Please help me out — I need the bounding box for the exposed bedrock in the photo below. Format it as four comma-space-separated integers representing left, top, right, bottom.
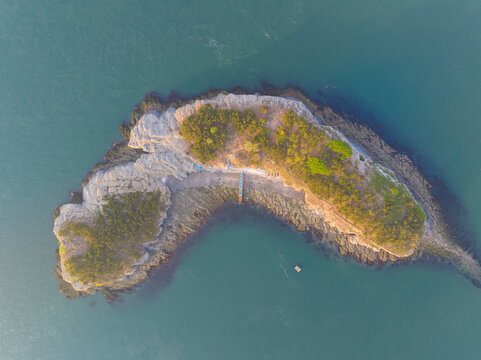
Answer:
92, 181, 407, 301
53, 88, 481, 300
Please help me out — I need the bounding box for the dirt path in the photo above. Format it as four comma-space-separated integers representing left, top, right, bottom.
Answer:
166, 168, 305, 202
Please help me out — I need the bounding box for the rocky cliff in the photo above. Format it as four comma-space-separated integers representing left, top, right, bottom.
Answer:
53, 89, 481, 300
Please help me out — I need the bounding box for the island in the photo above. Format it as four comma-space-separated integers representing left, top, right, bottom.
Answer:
53, 87, 481, 301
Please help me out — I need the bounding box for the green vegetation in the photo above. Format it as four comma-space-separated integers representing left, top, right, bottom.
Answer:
181, 105, 426, 250
55, 250, 86, 299
231, 109, 265, 134
368, 170, 426, 242
180, 104, 266, 162
306, 157, 330, 175
261, 112, 425, 248
328, 139, 353, 159
60, 191, 166, 283
390, 187, 400, 196
385, 170, 396, 179
180, 104, 229, 162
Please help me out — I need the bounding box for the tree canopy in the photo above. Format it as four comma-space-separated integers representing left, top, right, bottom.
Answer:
328, 139, 353, 159
60, 191, 166, 283
180, 106, 426, 250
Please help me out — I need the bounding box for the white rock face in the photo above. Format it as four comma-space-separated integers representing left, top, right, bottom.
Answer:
53, 92, 481, 295
53, 93, 400, 291
129, 109, 185, 152
173, 93, 321, 125
70, 93, 332, 213
82, 162, 171, 207
70, 108, 200, 210
128, 108, 199, 180
53, 94, 358, 287
53, 203, 96, 236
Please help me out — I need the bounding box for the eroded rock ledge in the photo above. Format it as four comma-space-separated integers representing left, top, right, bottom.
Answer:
53, 87, 481, 300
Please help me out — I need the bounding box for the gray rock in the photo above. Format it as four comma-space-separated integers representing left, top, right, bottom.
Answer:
53, 90, 481, 299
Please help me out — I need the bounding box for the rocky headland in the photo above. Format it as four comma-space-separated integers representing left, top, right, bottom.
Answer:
53, 87, 481, 300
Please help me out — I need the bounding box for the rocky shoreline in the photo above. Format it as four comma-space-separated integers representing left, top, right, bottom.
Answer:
53, 86, 481, 301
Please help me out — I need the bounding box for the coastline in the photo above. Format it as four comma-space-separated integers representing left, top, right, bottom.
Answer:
53, 86, 481, 300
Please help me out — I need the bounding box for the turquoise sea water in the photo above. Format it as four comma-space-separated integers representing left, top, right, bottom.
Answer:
1, 1, 480, 359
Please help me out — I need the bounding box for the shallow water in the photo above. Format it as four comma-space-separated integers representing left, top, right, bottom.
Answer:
0, 0, 480, 359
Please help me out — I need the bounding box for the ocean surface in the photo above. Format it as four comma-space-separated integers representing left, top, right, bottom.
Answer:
1, 1, 480, 359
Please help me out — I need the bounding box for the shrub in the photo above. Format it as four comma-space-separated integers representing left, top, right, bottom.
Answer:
306, 157, 330, 175
328, 139, 352, 159
60, 191, 166, 283
232, 109, 265, 134
261, 111, 424, 247
180, 104, 425, 249
180, 104, 228, 162
181, 105, 268, 162
390, 187, 400, 196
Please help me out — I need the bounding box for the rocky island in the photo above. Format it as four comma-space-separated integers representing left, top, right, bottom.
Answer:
53, 87, 481, 300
